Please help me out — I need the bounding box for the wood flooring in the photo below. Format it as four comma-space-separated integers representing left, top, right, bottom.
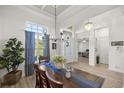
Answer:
1, 57, 123, 88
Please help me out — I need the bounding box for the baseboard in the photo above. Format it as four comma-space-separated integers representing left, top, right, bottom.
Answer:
109, 67, 124, 74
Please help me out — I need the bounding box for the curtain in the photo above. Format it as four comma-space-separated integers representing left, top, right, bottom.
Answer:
25, 31, 35, 76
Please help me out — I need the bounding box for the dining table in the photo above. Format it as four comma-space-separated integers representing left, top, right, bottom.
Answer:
39, 62, 104, 88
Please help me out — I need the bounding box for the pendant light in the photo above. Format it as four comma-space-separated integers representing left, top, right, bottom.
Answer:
55, 5, 57, 36
84, 19, 93, 31
50, 5, 68, 43
50, 5, 57, 42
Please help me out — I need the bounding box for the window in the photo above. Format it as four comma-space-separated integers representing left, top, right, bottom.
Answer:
26, 22, 47, 57
26, 22, 47, 34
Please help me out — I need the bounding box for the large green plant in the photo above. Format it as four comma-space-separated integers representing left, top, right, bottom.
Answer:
0, 38, 24, 72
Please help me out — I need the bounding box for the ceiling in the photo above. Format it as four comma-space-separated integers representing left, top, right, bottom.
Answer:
23, 5, 119, 23
33, 5, 70, 16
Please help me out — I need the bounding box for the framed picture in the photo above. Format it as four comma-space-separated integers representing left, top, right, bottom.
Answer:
52, 43, 57, 49
111, 41, 124, 46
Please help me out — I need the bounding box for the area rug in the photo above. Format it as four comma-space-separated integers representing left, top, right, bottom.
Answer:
70, 69, 105, 88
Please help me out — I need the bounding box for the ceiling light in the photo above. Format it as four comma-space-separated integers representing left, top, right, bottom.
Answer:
51, 36, 54, 39
82, 39, 86, 43
84, 21, 93, 31
50, 5, 69, 43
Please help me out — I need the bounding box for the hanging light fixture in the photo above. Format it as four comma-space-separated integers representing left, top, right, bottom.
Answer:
55, 5, 57, 36
50, 5, 68, 44
50, 5, 57, 42
84, 19, 93, 31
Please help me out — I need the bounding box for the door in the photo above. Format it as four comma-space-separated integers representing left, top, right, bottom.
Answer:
62, 31, 73, 62
95, 28, 109, 64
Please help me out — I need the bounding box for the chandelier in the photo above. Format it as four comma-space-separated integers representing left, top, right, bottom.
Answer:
84, 20, 93, 31
50, 5, 67, 42
50, 5, 58, 41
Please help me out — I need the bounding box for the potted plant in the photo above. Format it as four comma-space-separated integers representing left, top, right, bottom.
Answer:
52, 55, 66, 69
0, 38, 24, 85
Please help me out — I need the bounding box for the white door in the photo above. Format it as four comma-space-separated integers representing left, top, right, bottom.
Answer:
95, 28, 109, 64
63, 31, 73, 62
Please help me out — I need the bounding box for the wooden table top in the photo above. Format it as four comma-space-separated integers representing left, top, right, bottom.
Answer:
45, 67, 79, 88
39, 64, 104, 88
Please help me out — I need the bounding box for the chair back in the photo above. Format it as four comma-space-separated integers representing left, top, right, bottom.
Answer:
46, 71, 63, 88
38, 67, 50, 88
33, 63, 40, 88
39, 56, 48, 63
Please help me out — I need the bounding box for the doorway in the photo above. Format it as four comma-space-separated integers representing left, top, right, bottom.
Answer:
61, 29, 73, 62
95, 27, 109, 65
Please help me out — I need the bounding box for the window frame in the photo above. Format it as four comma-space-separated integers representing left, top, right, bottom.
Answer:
25, 21, 48, 56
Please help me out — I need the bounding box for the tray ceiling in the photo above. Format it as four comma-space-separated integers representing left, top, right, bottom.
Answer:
34, 5, 70, 16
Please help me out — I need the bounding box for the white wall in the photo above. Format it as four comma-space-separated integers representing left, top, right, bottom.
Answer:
0, 6, 56, 77
90, 7, 124, 73
0, 5, 124, 77
58, 6, 124, 73
57, 6, 117, 63
78, 41, 89, 52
